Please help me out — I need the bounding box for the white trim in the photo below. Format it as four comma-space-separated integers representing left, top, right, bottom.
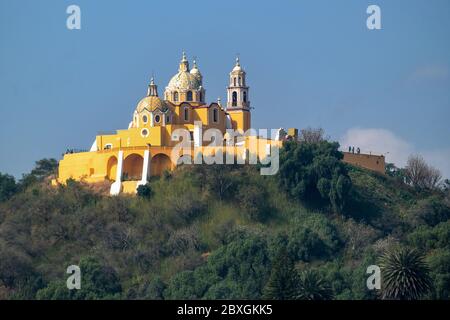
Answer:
90, 140, 97, 152
137, 150, 150, 190
110, 150, 124, 195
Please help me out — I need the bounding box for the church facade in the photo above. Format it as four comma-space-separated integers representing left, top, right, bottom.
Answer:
55, 53, 280, 194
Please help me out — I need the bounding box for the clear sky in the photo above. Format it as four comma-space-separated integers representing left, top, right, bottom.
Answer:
1, 0, 449, 178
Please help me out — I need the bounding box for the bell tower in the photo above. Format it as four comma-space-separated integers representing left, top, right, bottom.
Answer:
227, 57, 250, 110
227, 57, 251, 131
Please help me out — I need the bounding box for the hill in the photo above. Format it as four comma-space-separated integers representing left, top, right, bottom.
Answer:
0, 141, 449, 300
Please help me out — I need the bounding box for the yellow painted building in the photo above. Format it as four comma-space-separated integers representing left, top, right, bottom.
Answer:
55, 53, 385, 195
56, 53, 279, 194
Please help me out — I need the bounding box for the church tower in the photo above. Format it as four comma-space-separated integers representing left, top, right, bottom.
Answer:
227, 57, 251, 131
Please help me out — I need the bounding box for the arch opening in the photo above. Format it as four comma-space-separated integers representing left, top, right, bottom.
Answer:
123, 154, 143, 180
106, 156, 118, 181
151, 153, 172, 176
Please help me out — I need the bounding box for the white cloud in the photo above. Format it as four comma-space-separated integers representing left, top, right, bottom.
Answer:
339, 128, 413, 167
339, 128, 450, 178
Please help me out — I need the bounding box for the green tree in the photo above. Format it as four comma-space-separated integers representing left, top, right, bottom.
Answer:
19, 158, 58, 189
426, 249, 450, 299
263, 247, 298, 299
0, 173, 17, 202
30, 158, 58, 179
278, 140, 351, 213
36, 256, 122, 300
296, 270, 334, 300
380, 248, 432, 300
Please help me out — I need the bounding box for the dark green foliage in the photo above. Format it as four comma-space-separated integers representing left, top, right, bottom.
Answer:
278, 140, 351, 213
263, 247, 298, 299
165, 235, 271, 299
30, 158, 58, 180
408, 195, 450, 227
287, 215, 341, 262
0, 173, 17, 202
426, 249, 450, 299
236, 184, 271, 222
380, 248, 432, 300
0, 144, 448, 300
296, 270, 334, 300
406, 221, 450, 251
36, 256, 122, 300
137, 183, 153, 198
141, 276, 166, 300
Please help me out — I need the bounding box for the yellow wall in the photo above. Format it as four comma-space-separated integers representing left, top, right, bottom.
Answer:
228, 109, 250, 132
342, 152, 385, 174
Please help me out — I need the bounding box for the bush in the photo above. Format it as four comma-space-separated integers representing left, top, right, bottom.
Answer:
408, 195, 450, 227
137, 183, 153, 198
236, 184, 272, 222
278, 140, 352, 213
0, 173, 17, 202
286, 215, 341, 262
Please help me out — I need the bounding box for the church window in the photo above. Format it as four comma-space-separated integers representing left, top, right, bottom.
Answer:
142, 115, 148, 123
173, 92, 178, 102
184, 108, 189, 121
104, 144, 113, 150
243, 91, 247, 103
187, 91, 193, 101
199, 92, 202, 102
233, 77, 236, 86
141, 129, 149, 137
232, 91, 237, 106
238, 77, 241, 85
166, 115, 170, 123
155, 115, 161, 123
213, 108, 218, 123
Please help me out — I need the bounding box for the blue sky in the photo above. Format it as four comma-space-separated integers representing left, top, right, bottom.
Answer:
1, 0, 449, 178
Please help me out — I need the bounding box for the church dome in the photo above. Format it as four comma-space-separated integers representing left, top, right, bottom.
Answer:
166, 52, 202, 92
136, 95, 165, 113
190, 59, 202, 81
167, 70, 201, 91
231, 57, 244, 73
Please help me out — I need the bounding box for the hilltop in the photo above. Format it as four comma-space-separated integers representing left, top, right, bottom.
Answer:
0, 141, 449, 300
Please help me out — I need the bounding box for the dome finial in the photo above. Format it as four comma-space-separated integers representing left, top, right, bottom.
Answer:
147, 76, 158, 97
235, 54, 240, 66
193, 55, 198, 68
179, 51, 189, 72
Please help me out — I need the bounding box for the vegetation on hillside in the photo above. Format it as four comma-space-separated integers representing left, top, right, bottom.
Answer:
0, 140, 449, 300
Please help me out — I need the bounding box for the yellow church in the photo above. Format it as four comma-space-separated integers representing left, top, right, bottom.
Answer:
55, 52, 386, 194
55, 53, 282, 194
